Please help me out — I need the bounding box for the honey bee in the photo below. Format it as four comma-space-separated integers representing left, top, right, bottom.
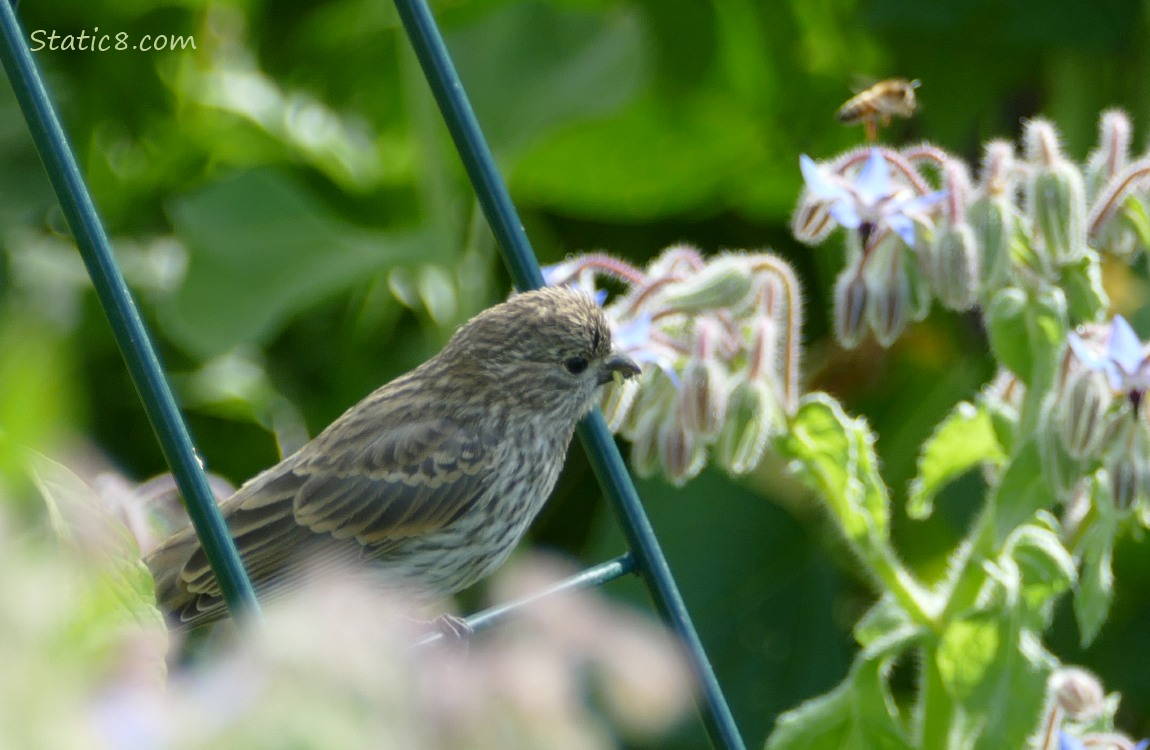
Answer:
836, 78, 920, 142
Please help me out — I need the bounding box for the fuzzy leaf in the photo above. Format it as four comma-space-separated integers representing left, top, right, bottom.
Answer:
960, 631, 1057, 750
1119, 193, 1150, 251
907, 400, 1005, 520
782, 393, 890, 545
985, 287, 1067, 389
1074, 476, 1119, 646
993, 438, 1051, 544
1010, 522, 1077, 616
165, 171, 432, 358
29, 453, 166, 641
1058, 254, 1108, 325
985, 287, 1030, 380
936, 611, 1001, 698
854, 595, 924, 659
765, 655, 911, 750
1076, 540, 1114, 647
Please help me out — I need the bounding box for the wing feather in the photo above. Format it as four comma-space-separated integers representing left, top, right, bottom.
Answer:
145, 415, 500, 628
292, 418, 500, 544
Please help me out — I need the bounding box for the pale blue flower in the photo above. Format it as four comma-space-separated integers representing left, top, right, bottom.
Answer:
1057, 731, 1085, 750
611, 313, 680, 387
541, 262, 608, 306
1068, 315, 1150, 394
799, 149, 946, 246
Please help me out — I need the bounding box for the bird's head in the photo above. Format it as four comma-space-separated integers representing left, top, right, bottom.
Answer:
440, 286, 641, 424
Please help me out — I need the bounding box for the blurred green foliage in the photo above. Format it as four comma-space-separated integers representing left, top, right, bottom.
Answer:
4, 0, 1150, 746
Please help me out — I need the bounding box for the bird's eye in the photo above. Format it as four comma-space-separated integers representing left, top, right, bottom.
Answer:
564, 356, 589, 375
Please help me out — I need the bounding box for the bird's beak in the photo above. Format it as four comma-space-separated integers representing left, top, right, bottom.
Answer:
598, 354, 641, 385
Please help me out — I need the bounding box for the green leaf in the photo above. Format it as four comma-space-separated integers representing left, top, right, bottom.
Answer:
1074, 475, 1119, 646
449, 3, 649, 157
1035, 404, 1084, 503
1022, 288, 1069, 401
962, 631, 1057, 750
985, 287, 1030, 380
984, 286, 1067, 389
512, 95, 767, 220
164, 170, 432, 357
907, 400, 1005, 520
1009, 522, 1077, 618
936, 611, 1001, 698
992, 438, 1051, 544
1119, 193, 1150, 251
1076, 539, 1114, 647
28, 453, 167, 647
782, 393, 891, 545
766, 655, 912, 750
854, 594, 924, 658
981, 389, 1019, 459
1071, 536, 1108, 648
1058, 253, 1108, 325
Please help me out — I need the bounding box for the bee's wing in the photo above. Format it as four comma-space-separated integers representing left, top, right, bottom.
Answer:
847, 73, 881, 94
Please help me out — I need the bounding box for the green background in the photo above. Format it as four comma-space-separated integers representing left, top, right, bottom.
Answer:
2, 0, 1150, 745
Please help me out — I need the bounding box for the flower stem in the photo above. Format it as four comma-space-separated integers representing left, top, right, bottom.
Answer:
919, 643, 955, 750
749, 255, 803, 412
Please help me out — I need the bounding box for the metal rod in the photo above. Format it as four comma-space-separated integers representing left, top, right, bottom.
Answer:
0, 0, 260, 623
415, 553, 636, 647
390, 1, 745, 746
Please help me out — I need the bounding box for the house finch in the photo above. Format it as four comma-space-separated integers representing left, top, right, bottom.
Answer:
146, 286, 641, 629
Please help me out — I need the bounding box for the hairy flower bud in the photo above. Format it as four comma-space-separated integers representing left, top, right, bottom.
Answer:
716, 375, 783, 474
743, 315, 780, 383
678, 331, 730, 439
968, 193, 1015, 296
1024, 120, 1087, 266
931, 222, 980, 311
621, 367, 678, 439
833, 268, 869, 349
600, 377, 640, 432
791, 190, 837, 245
1109, 456, 1138, 512
940, 160, 973, 224
1058, 368, 1113, 459
978, 140, 1017, 199
659, 255, 753, 312
629, 410, 663, 479
1104, 416, 1150, 511
1049, 667, 1106, 721
647, 244, 705, 278
1085, 109, 1132, 201
658, 414, 705, 486
864, 238, 912, 346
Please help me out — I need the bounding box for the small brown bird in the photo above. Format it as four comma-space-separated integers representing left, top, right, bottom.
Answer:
146, 286, 641, 628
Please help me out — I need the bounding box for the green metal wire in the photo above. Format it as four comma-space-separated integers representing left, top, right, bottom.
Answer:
0, 0, 260, 623
415, 553, 636, 647
391, 2, 746, 747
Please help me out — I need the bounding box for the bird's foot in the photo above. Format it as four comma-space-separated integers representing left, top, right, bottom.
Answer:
408, 613, 474, 649
432, 613, 473, 641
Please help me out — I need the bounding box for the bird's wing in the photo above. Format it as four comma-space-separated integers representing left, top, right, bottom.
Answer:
146, 468, 314, 626
288, 417, 502, 545
158, 418, 501, 604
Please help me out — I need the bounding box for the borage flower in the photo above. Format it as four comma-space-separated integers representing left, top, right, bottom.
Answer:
542, 262, 608, 306
799, 148, 946, 247
1068, 314, 1150, 410
608, 312, 680, 387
